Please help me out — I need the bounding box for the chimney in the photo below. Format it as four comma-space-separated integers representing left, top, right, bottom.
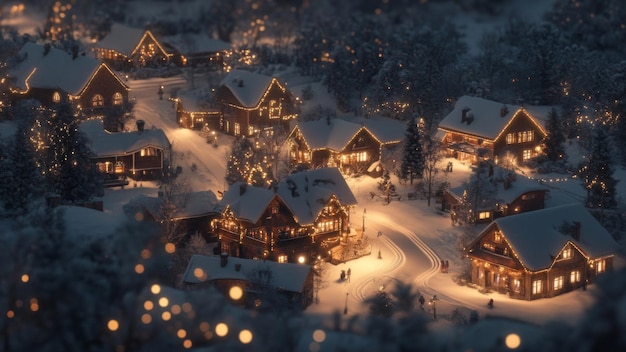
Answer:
238, 79, 244, 87
500, 105, 508, 117
136, 119, 145, 132
71, 45, 79, 60
43, 43, 51, 56
220, 252, 228, 267
235, 263, 241, 272
572, 221, 581, 241
239, 183, 247, 195
466, 112, 474, 125
462, 107, 470, 123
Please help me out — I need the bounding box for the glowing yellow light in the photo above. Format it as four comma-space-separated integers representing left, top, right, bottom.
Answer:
193, 268, 206, 280
135, 264, 144, 274
239, 329, 253, 344
151, 284, 161, 295
158, 297, 169, 307
107, 319, 119, 331
6, 310, 15, 318
21, 274, 29, 283
183, 339, 192, 349
312, 329, 326, 343
144, 300, 154, 311
298, 256, 305, 264
165, 242, 176, 254
229, 286, 243, 300
30, 298, 39, 312
141, 313, 152, 324
177, 329, 187, 338
161, 311, 171, 321
215, 322, 229, 337
505, 333, 521, 349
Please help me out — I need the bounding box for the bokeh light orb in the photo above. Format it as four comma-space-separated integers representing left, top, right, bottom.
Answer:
505, 333, 521, 349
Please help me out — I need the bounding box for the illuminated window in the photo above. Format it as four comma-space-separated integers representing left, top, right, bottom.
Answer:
269, 100, 280, 119
570, 270, 581, 283
92, 94, 104, 107
277, 255, 288, 263
596, 259, 606, 274
113, 92, 123, 105
561, 248, 572, 260
553, 276, 564, 290
512, 278, 521, 293
52, 91, 61, 103
522, 149, 532, 160
248, 125, 255, 136
494, 231, 502, 243
506, 133, 515, 144
482, 242, 495, 252
478, 211, 491, 220
517, 130, 534, 143
234, 123, 240, 135
532, 280, 542, 295
141, 147, 157, 157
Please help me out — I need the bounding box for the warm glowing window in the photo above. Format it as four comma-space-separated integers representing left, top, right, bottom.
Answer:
570, 270, 581, 283
553, 276, 564, 290
522, 149, 532, 160
596, 259, 606, 274
248, 125, 255, 136
478, 211, 490, 220
561, 248, 572, 260
513, 279, 521, 293
269, 100, 280, 119
532, 280, 542, 295
113, 92, 123, 105
494, 232, 502, 243
482, 242, 495, 252
140, 147, 157, 157
52, 91, 61, 103
277, 255, 288, 263
92, 94, 104, 107
506, 133, 515, 144
234, 123, 240, 135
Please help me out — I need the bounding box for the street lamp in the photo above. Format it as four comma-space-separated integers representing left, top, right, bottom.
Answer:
429, 295, 439, 320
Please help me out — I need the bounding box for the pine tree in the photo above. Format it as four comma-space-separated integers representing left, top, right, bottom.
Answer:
459, 161, 497, 224
543, 107, 567, 163
581, 127, 618, 209
225, 137, 274, 187
400, 115, 424, 184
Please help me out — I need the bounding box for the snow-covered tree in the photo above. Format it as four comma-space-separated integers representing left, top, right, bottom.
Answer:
399, 115, 424, 185
543, 108, 567, 163
419, 136, 444, 207
580, 127, 618, 209
225, 137, 274, 187
458, 161, 498, 224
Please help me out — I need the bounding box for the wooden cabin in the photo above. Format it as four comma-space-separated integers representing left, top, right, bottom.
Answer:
80, 119, 171, 180
93, 23, 172, 70
215, 69, 297, 136
213, 167, 357, 263
465, 203, 619, 300
286, 117, 404, 177
10, 42, 130, 131
182, 254, 314, 310
437, 96, 548, 165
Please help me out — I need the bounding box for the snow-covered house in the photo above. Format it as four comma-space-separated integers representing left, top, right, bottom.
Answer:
286, 117, 404, 177
171, 93, 221, 130
163, 33, 231, 68
9, 42, 130, 131
182, 254, 314, 310
465, 203, 620, 300
442, 171, 550, 223
80, 119, 171, 180
214, 167, 357, 263
215, 69, 298, 137
437, 96, 548, 165
92, 23, 172, 69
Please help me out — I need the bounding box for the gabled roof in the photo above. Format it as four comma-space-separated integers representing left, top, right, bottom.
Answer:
447, 174, 549, 205
182, 254, 312, 293
438, 95, 547, 141
216, 167, 357, 225
289, 117, 403, 152
95, 23, 169, 57
79, 119, 171, 157
163, 33, 231, 55
219, 69, 279, 108
480, 203, 619, 271
11, 42, 125, 96
125, 190, 219, 220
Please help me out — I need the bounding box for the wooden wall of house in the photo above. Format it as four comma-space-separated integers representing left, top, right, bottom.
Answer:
493, 111, 545, 163
78, 65, 128, 111
505, 190, 547, 216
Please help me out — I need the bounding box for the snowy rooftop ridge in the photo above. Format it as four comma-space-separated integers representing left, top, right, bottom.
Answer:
438, 95, 548, 140
95, 23, 150, 56
79, 119, 171, 157
448, 173, 550, 205
163, 33, 231, 55
182, 254, 312, 293
492, 203, 619, 271
12, 42, 108, 95
219, 69, 276, 108
216, 167, 356, 225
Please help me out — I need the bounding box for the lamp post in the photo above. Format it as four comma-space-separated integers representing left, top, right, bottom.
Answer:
344, 292, 349, 315
429, 295, 439, 320
362, 208, 366, 235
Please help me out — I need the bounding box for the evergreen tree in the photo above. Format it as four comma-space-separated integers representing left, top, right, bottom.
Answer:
225, 137, 274, 187
581, 127, 618, 209
459, 161, 497, 224
400, 116, 424, 184
543, 107, 567, 163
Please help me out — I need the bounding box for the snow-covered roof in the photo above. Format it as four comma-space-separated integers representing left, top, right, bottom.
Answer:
95, 23, 149, 56
11, 42, 111, 95
163, 33, 231, 55
182, 254, 312, 293
438, 96, 546, 140
492, 203, 619, 271
447, 174, 549, 205
292, 117, 403, 152
219, 69, 276, 108
79, 119, 171, 157
125, 190, 219, 220
216, 167, 357, 225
